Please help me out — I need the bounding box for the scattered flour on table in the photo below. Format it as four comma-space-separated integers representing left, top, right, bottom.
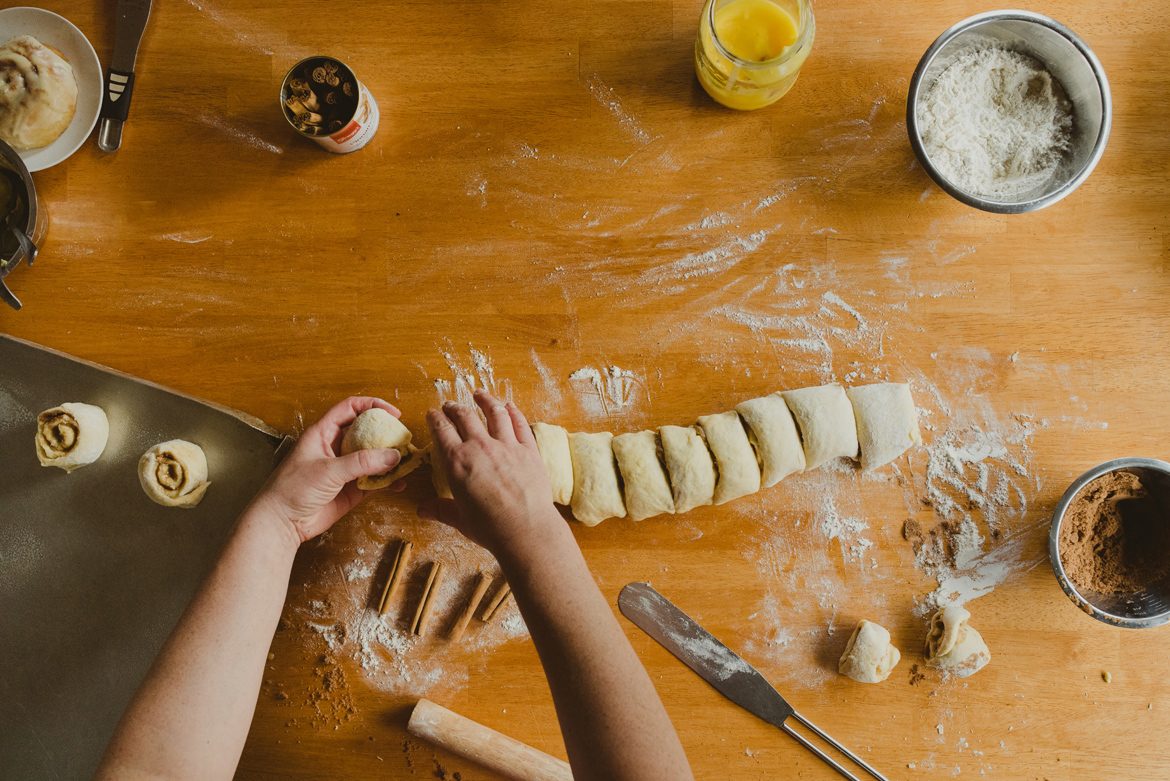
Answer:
431, 345, 513, 406
569, 365, 645, 418
583, 75, 653, 145
190, 113, 284, 154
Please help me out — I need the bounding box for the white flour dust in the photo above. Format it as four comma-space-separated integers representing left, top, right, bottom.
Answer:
583, 75, 653, 145
431, 345, 513, 407
191, 113, 284, 154
569, 365, 645, 418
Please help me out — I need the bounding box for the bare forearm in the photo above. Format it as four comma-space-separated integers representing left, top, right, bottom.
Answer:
499, 520, 693, 781
96, 508, 300, 781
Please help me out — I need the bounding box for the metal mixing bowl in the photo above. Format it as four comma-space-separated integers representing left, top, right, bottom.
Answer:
0, 138, 45, 310
1049, 458, 1170, 629
906, 10, 1112, 213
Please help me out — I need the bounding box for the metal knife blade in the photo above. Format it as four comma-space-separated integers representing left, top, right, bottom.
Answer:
98, 0, 153, 152
618, 582, 793, 729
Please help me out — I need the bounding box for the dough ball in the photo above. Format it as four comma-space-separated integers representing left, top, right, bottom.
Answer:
658, 424, 716, 513
139, 440, 210, 508
847, 383, 921, 470
735, 394, 805, 487
781, 384, 859, 470
696, 410, 761, 505
568, 432, 626, 526
35, 402, 109, 472
340, 408, 421, 490
613, 430, 675, 521
925, 606, 990, 678
532, 422, 574, 505
0, 36, 78, 150
838, 620, 900, 683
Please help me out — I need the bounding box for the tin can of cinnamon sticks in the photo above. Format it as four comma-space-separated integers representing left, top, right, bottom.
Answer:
280, 56, 379, 154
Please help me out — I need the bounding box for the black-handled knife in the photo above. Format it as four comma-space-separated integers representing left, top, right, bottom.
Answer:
98, 0, 152, 152
618, 582, 891, 781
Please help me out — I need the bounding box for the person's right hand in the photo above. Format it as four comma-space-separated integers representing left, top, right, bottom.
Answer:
417, 389, 566, 559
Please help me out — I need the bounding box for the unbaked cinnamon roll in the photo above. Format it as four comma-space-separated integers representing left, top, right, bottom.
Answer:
0, 35, 78, 150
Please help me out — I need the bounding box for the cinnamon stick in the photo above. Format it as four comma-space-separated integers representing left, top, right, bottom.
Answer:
448, 572, 490, 641
482, 582, 511, 622
411, 562, 444, 636
377, 540, 413, 615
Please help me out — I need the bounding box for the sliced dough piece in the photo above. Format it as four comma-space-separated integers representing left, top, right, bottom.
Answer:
658, 424, 716, 514
735, 394, 805, 487
847, 383, 921, 470
340, 408, 422, 490
532, 422, 574, 505
430, 450, 453, 500
613, 430, 675, 521
568, 432, 626, 526
35, 402, 109, 472
696, 410, 761, 505
925, 606, 990, 678
139, 440, 210, 508
838, 620, 901, 683
781, 384, 859, 470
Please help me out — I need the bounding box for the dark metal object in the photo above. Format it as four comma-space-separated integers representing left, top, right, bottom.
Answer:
0, 139, 43, 310
98, 0, 152, 152
618, 582, 890, 781
0, 334, 291, 779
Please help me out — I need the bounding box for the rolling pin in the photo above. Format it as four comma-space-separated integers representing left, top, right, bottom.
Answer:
407, 698, 573, 781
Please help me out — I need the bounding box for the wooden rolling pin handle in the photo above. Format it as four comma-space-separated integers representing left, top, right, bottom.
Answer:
408, 698, 573, 781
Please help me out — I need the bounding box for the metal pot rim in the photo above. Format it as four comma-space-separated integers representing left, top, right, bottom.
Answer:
0, 137, 38, 271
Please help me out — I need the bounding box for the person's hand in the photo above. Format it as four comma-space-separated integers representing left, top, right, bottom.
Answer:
251, 396, 405, 545
418, 389, 567, 559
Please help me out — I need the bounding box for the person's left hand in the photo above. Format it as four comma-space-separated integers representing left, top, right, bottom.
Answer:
251, 396, 406, 545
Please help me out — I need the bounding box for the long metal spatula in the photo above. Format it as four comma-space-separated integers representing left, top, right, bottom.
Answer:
618, 582, 890, 781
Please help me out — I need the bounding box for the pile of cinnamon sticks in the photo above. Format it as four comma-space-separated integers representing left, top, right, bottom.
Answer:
283, 58, 358, 137
377, 539, 512, 640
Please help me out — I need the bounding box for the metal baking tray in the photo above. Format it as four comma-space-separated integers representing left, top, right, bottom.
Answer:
0, 334, 292, 780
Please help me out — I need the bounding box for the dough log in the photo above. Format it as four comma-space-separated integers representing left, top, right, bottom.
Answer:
532, 422, 574, 505
696, 411, 761, 505
735, 394, 805, 487
139, 440, 210, 508
341, 408, 422, 490
847, 383, 921, 470
659, 424, 716, 513
781, 384, 859, 470
838, 620, 900, 683
35, 402, 109, 472
613, 430, 675, 521
925, 606, 990, 678
568, 432, 627, 526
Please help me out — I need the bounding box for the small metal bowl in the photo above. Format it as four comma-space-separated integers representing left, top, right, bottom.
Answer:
906, 10, 1112, 214
0, 138, 45, 311
1049, 458, 1170, 629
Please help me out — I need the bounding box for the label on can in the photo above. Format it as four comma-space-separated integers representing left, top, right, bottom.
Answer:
314, 81, 379, 154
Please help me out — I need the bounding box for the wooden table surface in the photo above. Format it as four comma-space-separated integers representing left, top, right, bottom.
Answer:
5, 0, 1169, 778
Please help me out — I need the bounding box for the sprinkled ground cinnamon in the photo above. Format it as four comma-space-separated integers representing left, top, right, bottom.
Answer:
1058, 471, 1170, 594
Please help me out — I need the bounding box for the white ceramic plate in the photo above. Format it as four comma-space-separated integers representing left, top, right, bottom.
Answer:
1, 7, 102, 172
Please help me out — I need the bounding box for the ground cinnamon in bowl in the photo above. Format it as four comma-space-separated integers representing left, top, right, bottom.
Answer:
1058, 471, 1170, 594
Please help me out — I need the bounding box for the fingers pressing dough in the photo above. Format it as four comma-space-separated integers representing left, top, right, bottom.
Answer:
531, 422, 574, 505
838, 620, 901, 683
925, 606, 990, 678
847, 383, 921, 470
696, 411, 761, 505
781, 384, 859, 470
139, 440, 210, 508
613, 430, 675, 521
341, 408, 422, 490
35, 402, 109, 472
568, 432, 627, 526
658, 424, 717, 513
734, 394, 805, 487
